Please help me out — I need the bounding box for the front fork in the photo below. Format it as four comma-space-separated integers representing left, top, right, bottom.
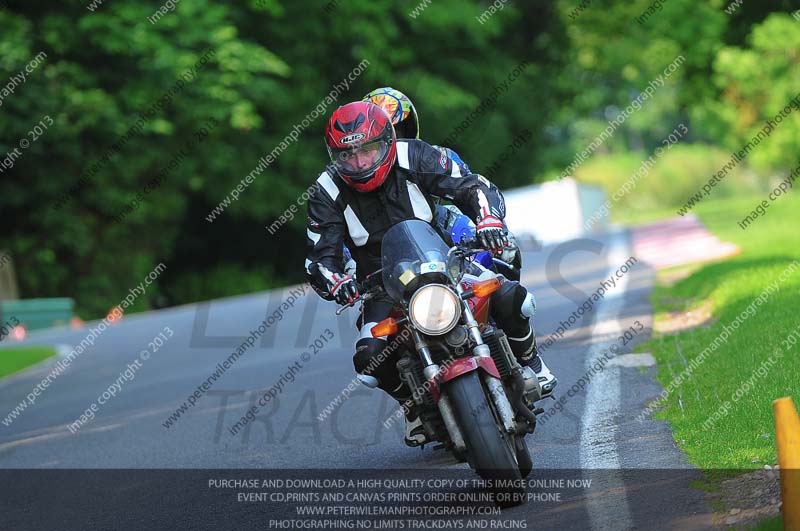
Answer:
412, 329, 467, 452
458, 293, 517, 435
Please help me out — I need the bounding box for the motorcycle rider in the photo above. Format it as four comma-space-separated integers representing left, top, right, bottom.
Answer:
361, 87, 522, 278
363, 87, 470, 171
305, 101, 556, 445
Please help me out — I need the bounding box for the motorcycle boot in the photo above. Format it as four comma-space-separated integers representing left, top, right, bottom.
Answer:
384, 381, 427, 447
507, 327, 558, 399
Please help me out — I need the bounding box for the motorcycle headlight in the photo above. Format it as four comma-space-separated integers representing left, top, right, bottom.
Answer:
408, 284, 461, 336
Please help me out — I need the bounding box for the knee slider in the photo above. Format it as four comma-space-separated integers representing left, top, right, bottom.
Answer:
521, 292, 536, 318
357, 374, 379, 388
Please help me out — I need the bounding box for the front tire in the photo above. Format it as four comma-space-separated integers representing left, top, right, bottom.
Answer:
515, 436, 533, 478
446, 371, 523, 506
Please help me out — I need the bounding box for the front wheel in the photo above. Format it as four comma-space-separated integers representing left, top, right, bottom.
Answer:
446, 371, 523, 506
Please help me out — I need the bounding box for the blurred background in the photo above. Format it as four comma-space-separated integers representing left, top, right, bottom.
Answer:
1, 0, 798, 319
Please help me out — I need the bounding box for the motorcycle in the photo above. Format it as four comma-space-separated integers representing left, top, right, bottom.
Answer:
337, 219, 543, 505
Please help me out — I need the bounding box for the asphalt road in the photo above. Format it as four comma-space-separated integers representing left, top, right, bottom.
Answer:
0, 230, 715, 530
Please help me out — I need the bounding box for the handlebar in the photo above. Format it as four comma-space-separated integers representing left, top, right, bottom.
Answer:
456, 235, 482, 250
334, 269, 384, 315
358, 268, 383, 293
335, 295, 363, 315
455, 232, 513, 255
450, 236, 493, 258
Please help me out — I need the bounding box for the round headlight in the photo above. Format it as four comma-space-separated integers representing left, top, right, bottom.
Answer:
408, 284, 461, 336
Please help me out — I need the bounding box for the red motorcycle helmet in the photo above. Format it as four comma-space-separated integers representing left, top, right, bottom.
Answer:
325, 101, 396, 193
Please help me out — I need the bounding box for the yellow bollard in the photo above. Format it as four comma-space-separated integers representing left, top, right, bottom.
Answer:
773, 397, 800, 531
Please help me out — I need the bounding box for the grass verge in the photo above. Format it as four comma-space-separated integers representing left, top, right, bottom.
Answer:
0, 346, 57, 378
639, 191, 800, 469
752, 515, 782, 530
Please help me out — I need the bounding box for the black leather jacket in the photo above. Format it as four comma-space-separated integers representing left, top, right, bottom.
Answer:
305, 139, 505, 300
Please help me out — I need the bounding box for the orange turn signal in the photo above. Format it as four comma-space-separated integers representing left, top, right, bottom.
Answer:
472, 278, 501, 298
371, 317, 399, 338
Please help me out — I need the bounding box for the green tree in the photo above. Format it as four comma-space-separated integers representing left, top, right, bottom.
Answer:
691, 13, 800, 172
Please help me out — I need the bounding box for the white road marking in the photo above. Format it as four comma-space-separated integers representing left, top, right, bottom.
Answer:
607, 353, 656, 368
580, 231, 634, 530
57, 344, 73, 357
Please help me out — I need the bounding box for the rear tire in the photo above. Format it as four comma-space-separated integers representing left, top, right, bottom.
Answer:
446, 371, 524, 507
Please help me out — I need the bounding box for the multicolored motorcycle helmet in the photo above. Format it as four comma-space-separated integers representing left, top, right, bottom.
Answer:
363, 87, 420, 139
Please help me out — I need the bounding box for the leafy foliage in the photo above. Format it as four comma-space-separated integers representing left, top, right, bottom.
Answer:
0, 0, 798, 317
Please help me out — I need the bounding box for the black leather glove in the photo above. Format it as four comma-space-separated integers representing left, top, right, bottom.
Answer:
328, 274, 359, 306
312, 263, 360, 305
476, 215, 508, 252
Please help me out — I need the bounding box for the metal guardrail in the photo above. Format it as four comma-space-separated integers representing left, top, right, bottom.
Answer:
0, 298, 75, 332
